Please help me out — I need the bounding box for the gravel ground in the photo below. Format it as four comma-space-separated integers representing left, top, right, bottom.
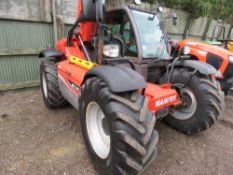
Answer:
0, 90, 233, 175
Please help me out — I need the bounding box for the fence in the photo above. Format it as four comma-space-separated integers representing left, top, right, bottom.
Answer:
0, 0, 232, 91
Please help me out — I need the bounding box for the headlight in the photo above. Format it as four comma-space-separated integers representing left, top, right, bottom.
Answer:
229, 56, 233, 63
103, 44, 120, 58
181, 46, 191, 55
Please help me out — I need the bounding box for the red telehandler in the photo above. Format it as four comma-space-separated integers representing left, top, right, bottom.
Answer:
39, 1, 224, 174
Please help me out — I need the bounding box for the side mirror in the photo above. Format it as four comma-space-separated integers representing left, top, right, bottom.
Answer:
165, 12, 178, 26
81, 0, 104, 21
172, 13, 177, 26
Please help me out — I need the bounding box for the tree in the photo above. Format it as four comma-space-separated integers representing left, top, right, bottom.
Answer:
159, 0, 233, 22
107, 0, 233, 23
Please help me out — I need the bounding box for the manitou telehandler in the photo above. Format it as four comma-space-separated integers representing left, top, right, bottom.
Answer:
39, 1, 224, 174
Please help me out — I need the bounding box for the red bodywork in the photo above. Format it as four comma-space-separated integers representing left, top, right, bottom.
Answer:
177, 39, 233, 79
55, 1, 181, 113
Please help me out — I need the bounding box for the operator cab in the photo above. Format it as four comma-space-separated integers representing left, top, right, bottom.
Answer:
106, 8, 170, 61
105, 6, 171, 83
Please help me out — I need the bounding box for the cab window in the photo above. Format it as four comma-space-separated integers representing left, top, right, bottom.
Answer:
106, 10, 138, 57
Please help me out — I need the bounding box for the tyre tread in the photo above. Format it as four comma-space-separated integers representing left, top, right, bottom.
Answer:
40, 59, 67, 108
161, 68, 225, 134
80, 78, 158, 175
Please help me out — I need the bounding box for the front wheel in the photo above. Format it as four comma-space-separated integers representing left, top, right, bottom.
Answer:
40, 59, 67, 109
160, 68, 225, 134
79, 77, 159, 175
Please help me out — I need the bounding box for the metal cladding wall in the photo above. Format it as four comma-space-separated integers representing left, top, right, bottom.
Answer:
0, 20, 71, 91
0, 0, 74, 91
0, 55, 40, 90
0, 21, 54, 49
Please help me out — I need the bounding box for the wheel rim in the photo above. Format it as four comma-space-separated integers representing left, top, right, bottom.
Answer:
170, 87, 197, 120
42, 72, 48, 98
86, 102, 111, 159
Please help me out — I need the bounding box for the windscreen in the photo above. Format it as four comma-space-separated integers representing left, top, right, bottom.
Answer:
132, 9, 170, 59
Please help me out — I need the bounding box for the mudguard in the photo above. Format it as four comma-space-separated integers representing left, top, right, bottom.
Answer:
39, 48, 64, 58
176, 60, 217, 75
84, 65, 146, 93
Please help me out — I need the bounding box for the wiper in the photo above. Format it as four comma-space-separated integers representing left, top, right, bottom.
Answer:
155, 35, 166, 59
160, 36, 168, 58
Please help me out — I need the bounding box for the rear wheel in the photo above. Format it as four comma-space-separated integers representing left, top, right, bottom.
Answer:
79, 77, 159, 175
160, 68, 225, 134
224, 78, 233, 96
40, 59, 67, 109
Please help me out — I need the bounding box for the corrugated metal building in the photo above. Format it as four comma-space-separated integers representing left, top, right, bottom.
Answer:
0, 0, 76, 91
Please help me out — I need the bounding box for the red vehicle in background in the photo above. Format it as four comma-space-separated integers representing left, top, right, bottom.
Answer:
172, 39, 233, 95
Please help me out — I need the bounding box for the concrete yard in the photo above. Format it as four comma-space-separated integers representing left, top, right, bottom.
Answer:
0, 90, 233, 175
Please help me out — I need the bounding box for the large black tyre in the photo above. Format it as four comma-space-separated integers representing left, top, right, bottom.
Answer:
40, 59, 67, 109
224, 77, 233, 96
160, 68, 225, 134
79, 77, 159, 175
